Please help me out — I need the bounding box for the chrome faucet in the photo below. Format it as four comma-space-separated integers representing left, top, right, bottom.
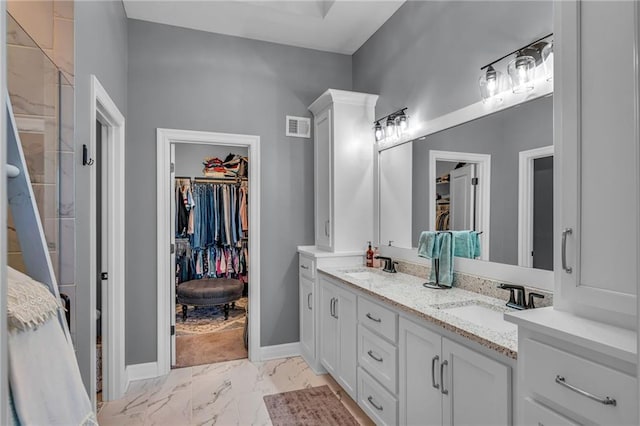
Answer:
375, 256, 398, 273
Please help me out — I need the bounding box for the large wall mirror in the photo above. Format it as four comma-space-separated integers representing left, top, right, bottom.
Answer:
378, 94, 553, 272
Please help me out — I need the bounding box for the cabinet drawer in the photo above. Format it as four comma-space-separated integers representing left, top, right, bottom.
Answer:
299, 256, 315, 278
358, 296, 397, 343
358, 325, 397, 394
522, 338, 637, 425
521, 397, 579, 426
358, 367, 398, 426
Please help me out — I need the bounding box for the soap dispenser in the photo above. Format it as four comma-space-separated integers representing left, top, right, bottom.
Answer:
373, 246, 380, 268
366, 241, 374, 267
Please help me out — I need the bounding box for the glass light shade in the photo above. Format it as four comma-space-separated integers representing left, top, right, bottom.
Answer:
374, 122, 384, 142
479, 66, 505, 102
385, 117, 396, 140
396, 113, 409, 136
541, 41, 553, 81
508, 54, 536, 93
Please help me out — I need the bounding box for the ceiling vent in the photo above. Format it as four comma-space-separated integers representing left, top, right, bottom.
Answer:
286, 115, 311, 138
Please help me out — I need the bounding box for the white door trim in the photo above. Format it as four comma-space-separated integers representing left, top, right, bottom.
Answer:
89, 75, 126, 403
518, 145, 554, 268
0, 3, 7, 423
428, 150, 491, 260
156, 128, 261, 376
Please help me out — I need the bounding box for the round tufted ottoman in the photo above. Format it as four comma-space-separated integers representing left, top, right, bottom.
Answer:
177, 278, 244, 321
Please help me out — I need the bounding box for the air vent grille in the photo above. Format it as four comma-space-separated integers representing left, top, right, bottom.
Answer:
286, 115, 311, 138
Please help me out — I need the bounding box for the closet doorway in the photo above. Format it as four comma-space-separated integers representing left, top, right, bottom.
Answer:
157, 129, 261, 375
172, 144, 249, 367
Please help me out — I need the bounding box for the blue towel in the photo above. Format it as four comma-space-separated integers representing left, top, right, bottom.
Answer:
451, 231, 482, 259
418, 231, 454, 287
418, 231, 438, 259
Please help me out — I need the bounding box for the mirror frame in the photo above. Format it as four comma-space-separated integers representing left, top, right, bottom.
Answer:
374, 78, 554, 291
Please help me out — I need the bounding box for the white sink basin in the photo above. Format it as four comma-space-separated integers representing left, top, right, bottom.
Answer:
440, 303, 517, 334
345, 271, 376, 280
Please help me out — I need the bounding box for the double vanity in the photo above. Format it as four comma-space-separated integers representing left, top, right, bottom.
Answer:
299, 247, 519, 425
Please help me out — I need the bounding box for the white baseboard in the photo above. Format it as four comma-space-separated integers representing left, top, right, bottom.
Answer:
260, 342, 301, 361
125, 362, 161, 389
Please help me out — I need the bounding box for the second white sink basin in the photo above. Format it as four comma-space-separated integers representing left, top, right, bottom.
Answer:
440, 302, 517, 334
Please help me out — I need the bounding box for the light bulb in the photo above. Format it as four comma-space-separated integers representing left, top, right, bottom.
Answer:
479, 65, 503, 102
508, 54, 535, 93
374, 122, 384, 142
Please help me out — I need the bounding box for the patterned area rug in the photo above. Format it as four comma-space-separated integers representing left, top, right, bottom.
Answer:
175, 297, 247, 336
264, 385, 359, 426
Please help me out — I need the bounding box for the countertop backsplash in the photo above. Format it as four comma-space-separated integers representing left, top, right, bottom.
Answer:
394, 259, 553, 308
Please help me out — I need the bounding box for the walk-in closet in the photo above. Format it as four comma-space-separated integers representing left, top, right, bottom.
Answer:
171, 143, 249, 368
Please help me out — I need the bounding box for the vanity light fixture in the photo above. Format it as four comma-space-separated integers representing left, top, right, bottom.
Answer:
373, 107, 408, 143
478, 33, 553, 100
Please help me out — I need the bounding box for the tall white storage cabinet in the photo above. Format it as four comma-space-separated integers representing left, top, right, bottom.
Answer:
508, 3, 640, 423
308, 89, 379, 252
554, 0, 638, 329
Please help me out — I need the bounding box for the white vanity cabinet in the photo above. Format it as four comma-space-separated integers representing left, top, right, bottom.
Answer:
298, 247, 363, 375
399, 318, 511, 426
308, 89, 378, 252
555, 0, 638, 328
319, 275, 358, 399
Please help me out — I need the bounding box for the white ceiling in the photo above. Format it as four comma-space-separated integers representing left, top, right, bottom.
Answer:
122, 0, 406, 54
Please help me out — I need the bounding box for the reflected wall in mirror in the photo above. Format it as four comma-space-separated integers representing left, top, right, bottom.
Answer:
378, 94, 553, 270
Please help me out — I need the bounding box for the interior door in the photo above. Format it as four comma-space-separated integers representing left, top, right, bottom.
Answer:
170, 144, 176, 365
532, 156, 553, 271
449, 164, 476, 230
315, 109, 332, 250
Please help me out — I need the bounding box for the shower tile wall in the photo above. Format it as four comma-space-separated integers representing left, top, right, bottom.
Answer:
6, 7, 76, 339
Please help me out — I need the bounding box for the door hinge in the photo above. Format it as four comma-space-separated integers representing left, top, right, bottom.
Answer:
170, 163, 175, 173
531, 251, 534, 257
170, 325, 175, 336
101, 272, 108, 280
170, 243, 175, 254
471, 177, 479, 186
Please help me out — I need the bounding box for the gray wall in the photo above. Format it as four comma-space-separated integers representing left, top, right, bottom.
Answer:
411, 95, 553, 265
126, 19, 352, 364
75, 0, 128, 392
174, 144, 248, 178
353, 1, 552, 126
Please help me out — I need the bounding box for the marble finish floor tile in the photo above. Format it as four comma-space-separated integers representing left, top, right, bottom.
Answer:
98, 356, 372, 426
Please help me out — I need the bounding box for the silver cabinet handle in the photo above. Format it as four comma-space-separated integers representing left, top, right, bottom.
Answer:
333, 298, 338, 319
431, 355, 440, 389
366, 313, 382, 323
440, 360, 448, 395
301, 265, 309, 270
307, 293, 312, 310
367, 396, 383, 411
367, 350, 383, 362
325, 220, 329, 237
562, 228, 573, 273
555, 375, 617, 406
330, 298, 335, 317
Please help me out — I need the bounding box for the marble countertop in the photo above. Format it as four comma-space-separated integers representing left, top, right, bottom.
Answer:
318, 266, 518, 359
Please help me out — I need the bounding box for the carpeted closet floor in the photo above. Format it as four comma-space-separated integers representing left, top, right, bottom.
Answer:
175, 297, 248, 368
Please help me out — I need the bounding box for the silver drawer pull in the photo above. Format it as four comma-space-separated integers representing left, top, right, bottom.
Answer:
367, 350, 383, 362
555, 375, 617, 406
440, 360, 448, 395
366, 313, 382, 323
431, 355, 440, 389
561, 228, 573, 273
307, 293, 312, 310
301, 265, 310, 270
367, 396, 383, 411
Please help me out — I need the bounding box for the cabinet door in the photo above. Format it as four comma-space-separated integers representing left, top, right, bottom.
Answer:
555, 0, 638, 324
336, 286, 357, 400
314, 108, 332, 250
442, 338, 510, 426
319, 278, 338, 376
399, 318, 443, 426
300, 275, 315, 361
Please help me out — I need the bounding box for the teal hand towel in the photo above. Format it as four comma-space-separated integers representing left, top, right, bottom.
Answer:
418, 231, 438, 259
428, 233, 454, 286
451, 231, 482, 259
